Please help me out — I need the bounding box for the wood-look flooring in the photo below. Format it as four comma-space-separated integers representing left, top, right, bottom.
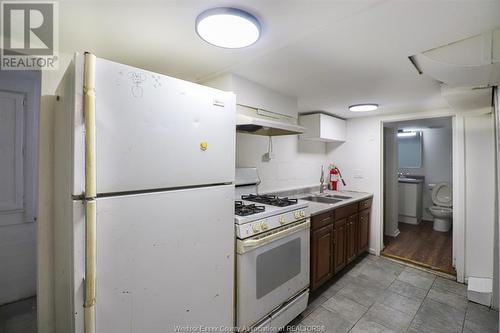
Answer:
382, 220, 455, 275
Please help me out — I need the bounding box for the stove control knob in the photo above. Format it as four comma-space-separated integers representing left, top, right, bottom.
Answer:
260, 221, 268, 230
294, 212, 300, 219
279, 216, 286, 225
252, 224, 261, 233
300, 210, 306, 218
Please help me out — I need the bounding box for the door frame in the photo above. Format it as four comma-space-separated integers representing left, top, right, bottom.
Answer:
378, 110, 465, 282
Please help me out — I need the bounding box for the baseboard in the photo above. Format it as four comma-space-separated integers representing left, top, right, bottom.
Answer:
384, 229, 400, 238
398, 215, 419, 225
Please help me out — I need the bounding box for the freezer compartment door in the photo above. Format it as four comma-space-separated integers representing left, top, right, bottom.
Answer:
76, 57, 236, 195
93, 185, 234, 333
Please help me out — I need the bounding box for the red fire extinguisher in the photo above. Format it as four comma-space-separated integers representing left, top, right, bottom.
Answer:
330, 165, 346, 191
330, 165, 339, 191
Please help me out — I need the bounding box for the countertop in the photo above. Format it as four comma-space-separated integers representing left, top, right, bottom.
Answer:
293, 190, 373, 216
398, 175, 425, 184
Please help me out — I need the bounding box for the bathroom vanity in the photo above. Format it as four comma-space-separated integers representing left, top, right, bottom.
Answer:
398, 176, 424, 224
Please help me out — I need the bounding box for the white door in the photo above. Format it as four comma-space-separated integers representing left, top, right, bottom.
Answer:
78, 185, 234, 333
0, 91, 24, 225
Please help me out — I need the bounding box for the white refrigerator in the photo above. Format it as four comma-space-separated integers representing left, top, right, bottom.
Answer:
54, 54, 236, 333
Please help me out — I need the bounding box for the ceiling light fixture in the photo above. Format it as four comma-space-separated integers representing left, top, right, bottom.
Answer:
196, 7, 261, 49
348, 104, 379, 112
397, 130, 417, 137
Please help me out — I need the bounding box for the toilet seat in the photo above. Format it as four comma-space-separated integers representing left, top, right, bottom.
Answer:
429, 206, 452, 213
431, 182, 452, 207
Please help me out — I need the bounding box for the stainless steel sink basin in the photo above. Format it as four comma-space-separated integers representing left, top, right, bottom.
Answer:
325, 195, 352, 199
302, 196, 342, 204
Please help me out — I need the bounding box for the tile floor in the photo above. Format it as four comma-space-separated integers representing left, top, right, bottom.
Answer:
0, 297, 37, 333
288, 255, 499, 333
1, 257, 498, 333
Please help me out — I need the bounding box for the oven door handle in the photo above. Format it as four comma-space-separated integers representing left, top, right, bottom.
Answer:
236, 219, 310, 254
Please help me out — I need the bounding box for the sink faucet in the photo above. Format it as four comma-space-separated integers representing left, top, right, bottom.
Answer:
320, 165, 326, 193
397, 169, 410, 177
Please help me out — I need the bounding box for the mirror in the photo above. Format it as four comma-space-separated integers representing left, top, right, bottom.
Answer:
398, 130, 422, 168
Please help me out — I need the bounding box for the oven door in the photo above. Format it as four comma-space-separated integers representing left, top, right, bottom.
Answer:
236, 219, 310, 329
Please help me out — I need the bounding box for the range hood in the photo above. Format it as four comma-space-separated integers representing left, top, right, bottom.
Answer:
236, 105, 306, 136
202, 73, 304, 136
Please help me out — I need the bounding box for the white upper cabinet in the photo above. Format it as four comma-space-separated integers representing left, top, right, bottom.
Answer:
203, 73, 298, 119
299, 113, 346, 142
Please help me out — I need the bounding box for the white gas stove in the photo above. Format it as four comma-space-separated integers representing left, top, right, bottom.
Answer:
234, 168, 310, 332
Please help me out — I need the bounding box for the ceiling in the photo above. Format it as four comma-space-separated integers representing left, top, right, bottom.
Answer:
58, 0, 500, 118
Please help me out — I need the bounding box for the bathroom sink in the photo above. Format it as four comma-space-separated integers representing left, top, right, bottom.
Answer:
302, 196, 342, 204
325, 194, 352, 199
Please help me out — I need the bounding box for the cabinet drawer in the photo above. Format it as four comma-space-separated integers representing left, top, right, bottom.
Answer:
358, 198, 372, 211
311, 210, 333, 230
334, 203, 358, 220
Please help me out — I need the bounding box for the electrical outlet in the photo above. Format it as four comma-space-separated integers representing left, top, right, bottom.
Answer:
353, 169, 363, 179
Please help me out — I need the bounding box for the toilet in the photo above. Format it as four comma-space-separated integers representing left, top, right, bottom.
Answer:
428, 182, 453, 232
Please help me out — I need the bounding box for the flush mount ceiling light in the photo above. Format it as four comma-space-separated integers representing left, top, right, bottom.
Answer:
196, 7, 261, 48
348, 104, 379, 112
397, 130, 417, 137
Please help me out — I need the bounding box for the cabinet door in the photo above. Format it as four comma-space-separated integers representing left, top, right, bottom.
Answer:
333, 219, 346, 273
358, 209, 370, 254
311, 224, 334, 291
346, 214, 358, 264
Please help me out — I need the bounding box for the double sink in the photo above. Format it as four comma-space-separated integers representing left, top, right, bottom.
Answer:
301, 194, 352, 204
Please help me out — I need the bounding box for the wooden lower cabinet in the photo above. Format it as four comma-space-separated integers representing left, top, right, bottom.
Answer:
346, 213, 358, 264
310, 198, 372, 291
333, 219, 346, 273
358, 209, 370, 254
311, 224, 334, 290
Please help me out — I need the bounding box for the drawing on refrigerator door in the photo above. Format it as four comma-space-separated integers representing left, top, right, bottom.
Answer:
151, 74, 162, 88
128, 71, 146, 98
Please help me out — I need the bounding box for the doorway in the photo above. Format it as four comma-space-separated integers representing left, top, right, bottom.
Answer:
0, 70, 40, 333
381, 116, 455, 276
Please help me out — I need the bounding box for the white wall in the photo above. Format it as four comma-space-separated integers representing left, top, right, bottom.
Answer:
38, 52, 74, 333
465, 113, 495, 279
418, 126, 453, 220
0, 71, 40, 305
326, 117, 382, 254
236, 133, 326, 193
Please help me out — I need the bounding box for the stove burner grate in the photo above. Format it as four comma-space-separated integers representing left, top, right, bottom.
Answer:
235, 201, 265, 216
241, 194, 298, 207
